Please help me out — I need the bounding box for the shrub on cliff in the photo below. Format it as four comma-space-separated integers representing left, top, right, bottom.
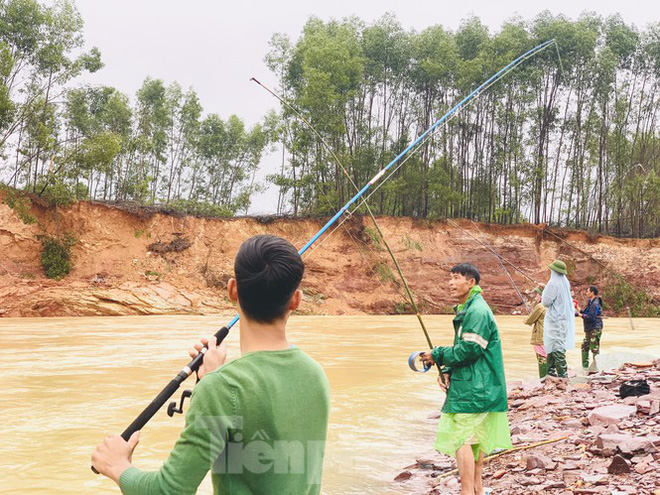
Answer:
603, 275, 660, 317
0, 185, 36, 224
40, 235, 76, 280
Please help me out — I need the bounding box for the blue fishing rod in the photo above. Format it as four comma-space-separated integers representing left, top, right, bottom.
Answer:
93, 39, 556, 473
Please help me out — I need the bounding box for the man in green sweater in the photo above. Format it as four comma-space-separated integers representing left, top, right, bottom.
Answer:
421, 263, 511, 495
92, 235, 330, 494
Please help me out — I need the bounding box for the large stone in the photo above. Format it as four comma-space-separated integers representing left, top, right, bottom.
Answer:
608, 455, 631, 474
618, 436, 657, 455
393, 471, 412, 482
588, 404, 637, 426
594, 433, 656, 455
595, 433, 631, 456
650, 400, 660, 415
637, 400, 651, 414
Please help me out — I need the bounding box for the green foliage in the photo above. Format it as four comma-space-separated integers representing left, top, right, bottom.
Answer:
362, 226, 382, 249
40, 234, 76, 279
1, 185, 36, 224
0, 9, 660, 243
403, 235, 423, 251
602, 276, 660, 317
374, 262, 395, 283
393, 301, 409, 314
263, 13, 660, 237
144, 270, 160, 277
36, 177, 87, 206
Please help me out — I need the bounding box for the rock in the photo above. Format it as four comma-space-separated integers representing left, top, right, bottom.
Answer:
589, 425, 607, 436
525, 454, 554, 470
519, 395, 556, 410
650, 400, 660, 415
393, 470, 413, 482
563, 419, 584, 428
605, 424, 620, 434
588, 404, 637, 426
562, 461, 580, 470
593, 390, 613, 400
411, 459, 436, 470
608, 455, 631, 474
618, 436, 657, 455
491, 468, 506, 479
444, 477, 459, 489
634, 461, 653, 474
522, 380, 543, 392
637, 399, 651, 414
596, 433, 628, 453
507, 380, 524, 392
520, 476, 541, 486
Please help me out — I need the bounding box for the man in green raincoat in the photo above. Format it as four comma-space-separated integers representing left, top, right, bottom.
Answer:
421, 263, 511, 495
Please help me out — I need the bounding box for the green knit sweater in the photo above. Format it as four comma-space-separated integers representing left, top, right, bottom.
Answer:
119, 347, 330, 495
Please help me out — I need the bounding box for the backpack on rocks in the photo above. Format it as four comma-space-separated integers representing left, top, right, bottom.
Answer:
619, 379, 650, 398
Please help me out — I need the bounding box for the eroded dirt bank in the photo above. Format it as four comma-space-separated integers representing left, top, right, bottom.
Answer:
1, 200, 659, 317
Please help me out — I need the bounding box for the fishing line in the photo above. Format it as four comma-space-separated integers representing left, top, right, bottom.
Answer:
93, 42, 559, 468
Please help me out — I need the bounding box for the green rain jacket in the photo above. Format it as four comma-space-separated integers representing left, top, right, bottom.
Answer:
431, 290, 508, 414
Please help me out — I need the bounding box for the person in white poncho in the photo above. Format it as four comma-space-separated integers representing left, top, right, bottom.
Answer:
541, 260, 576, 378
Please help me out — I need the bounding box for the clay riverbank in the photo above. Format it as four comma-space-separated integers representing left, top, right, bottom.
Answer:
2, 199, 660, 317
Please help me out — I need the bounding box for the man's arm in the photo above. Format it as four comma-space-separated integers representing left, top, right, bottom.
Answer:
431, 316, 490, 369
118, 373, 234, 495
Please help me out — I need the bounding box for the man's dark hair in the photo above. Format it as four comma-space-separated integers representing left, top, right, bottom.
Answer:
450, 263, 480, 285
589, 286, 599, 295
234, 235, 304, 323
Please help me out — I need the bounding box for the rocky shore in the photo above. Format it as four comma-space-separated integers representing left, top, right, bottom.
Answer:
397, 359, 660, 494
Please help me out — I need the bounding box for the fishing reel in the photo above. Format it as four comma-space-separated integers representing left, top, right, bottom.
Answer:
167, 390, 192, 417
408, 351, 434, 373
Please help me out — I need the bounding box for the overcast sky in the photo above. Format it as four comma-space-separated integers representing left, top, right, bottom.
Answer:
71, 0, 659, 213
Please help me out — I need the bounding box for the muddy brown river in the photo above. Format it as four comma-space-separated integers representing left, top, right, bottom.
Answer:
1, 315, 658, 494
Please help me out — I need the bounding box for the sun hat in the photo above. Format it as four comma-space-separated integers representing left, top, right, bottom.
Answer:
548, 260, 567, 275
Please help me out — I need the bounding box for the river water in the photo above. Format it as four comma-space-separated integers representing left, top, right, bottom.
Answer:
1, 315, 658, 494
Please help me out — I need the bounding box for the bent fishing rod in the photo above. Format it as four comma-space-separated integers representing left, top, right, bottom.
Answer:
93, 39, 556, 473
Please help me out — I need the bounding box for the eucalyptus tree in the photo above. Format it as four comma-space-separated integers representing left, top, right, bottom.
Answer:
63, 86, 131, 200
0, 0, 102, 191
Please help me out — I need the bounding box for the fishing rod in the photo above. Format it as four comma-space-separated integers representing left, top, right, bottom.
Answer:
93, 39, 557, 473
468, 220, 531, 313
250, 77, 437, 354
449, 219, 541, 286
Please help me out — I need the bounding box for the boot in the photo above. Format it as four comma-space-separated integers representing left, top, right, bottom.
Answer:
581, 349, 589, 369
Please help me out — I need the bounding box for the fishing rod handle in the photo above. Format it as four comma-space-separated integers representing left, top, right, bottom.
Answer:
92, 326, 230, 474
119, 326, 230, 438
